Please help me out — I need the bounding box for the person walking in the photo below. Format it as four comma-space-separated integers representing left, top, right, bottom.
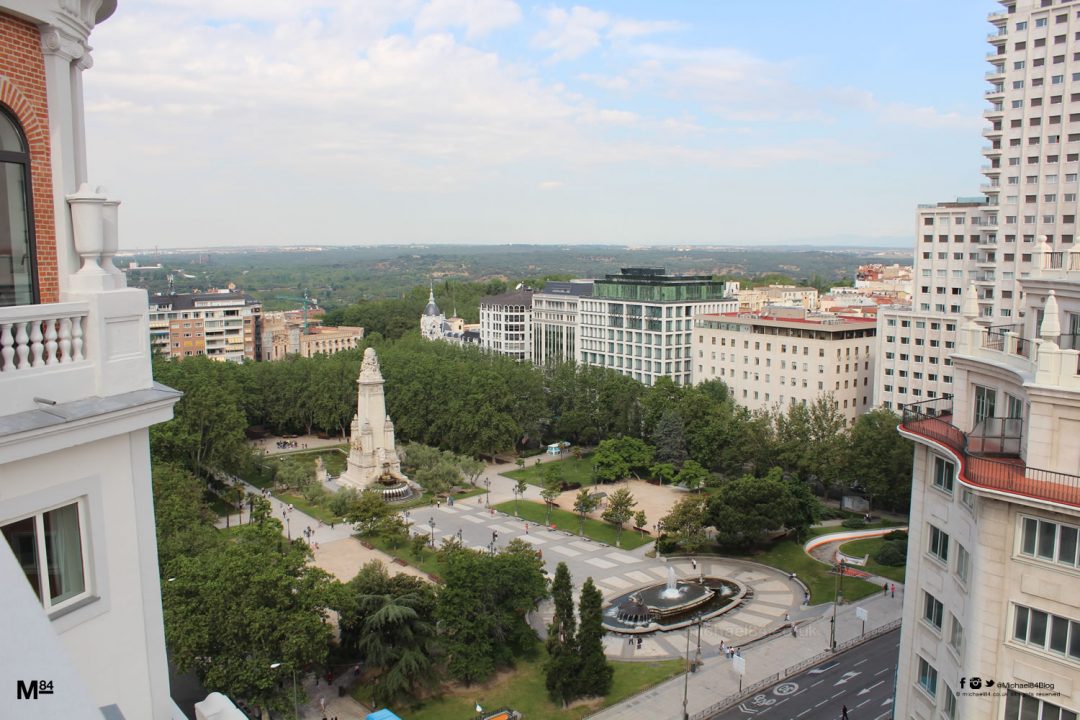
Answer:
883, 582, 888, 596
891, 583, 896, 598
841, 704, 849, 720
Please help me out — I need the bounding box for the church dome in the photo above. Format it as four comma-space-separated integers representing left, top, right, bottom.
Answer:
423, 286, 441, 316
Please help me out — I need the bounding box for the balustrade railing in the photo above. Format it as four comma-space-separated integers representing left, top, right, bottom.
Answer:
0, 302, 89, 372
901, 397, 1080, 508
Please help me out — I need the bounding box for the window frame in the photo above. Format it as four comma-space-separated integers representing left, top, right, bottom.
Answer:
0, 104, 39, 307
0, 499, 91, 614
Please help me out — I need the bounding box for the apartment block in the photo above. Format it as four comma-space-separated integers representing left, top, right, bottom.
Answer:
532, 280, 593, 367
260, 311, 363, 361
691, 308, 876, 422
0, 2, 185, 717
578, 267, 736, 387
479, 288, 534, 361
875, 307, 960, 411
149, 290, 262, 362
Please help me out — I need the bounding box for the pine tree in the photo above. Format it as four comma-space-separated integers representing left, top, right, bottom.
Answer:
576, 577, 613, 698
544, 562, 579, 705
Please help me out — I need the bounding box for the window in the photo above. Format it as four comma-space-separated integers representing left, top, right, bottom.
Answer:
974, 385, 997, 425
1004, 690, 1079, 720
0, 108, 36, 307
944, 685, 957, 720
955, 542, 970, 583
929, 524, 950, 563
933, 457, 955, 493
1020, 516, 1080, 566
1, 502, 88, 611
1012, 604, 1080, 662
949, 614, 964, 654
917, 656, 938, 698
923, 591, 944, 629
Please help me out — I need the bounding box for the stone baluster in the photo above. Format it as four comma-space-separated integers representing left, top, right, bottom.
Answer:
29, 320, 44, 367
71, 314, 84, 361
44, 318, 58, 365
0, 322, 12, 371
58, 316, 72, 363
14, 321, 29, 369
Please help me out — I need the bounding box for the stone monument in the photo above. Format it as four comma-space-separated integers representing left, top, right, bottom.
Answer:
339, 348, 414, 501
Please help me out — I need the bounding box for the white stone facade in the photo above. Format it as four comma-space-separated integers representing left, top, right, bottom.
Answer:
873, 306, 959, 411
531, 280, 593, 367
479, 289, 533, 361
340, 348, 408, 490
691, 309, 876, 422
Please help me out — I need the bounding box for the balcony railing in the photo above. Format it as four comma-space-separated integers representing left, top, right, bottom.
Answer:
0, 302, 89, 371
982, 327, 1031, 358
901, 397, 1080, 508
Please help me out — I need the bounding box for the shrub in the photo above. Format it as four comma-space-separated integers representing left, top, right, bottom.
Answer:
329, 487, 362, 517
875, 541, 907, 566
841, 518, 868, 529
560, 481, 582, 492
657, 535, 680, 555
883, 529, 909, 544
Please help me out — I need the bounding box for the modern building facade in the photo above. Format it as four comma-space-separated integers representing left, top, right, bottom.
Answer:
148, 290, 262, 362
479, 288, 533, 361
532, 279, 593, 367
0, 2, 184, 718
897, 261, 1080, 720
691, 308, 876, 421
578, 268, 736, 387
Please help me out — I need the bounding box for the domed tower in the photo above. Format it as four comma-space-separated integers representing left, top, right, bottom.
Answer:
420, 283, 445, 340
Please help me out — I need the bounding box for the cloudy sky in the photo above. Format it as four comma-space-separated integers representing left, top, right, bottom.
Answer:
85, 0, 990, 250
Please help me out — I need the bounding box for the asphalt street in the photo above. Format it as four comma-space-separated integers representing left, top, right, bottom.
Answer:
707, 629, 899, 720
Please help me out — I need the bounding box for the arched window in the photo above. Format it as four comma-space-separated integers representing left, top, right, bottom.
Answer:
0, 108, 35, 307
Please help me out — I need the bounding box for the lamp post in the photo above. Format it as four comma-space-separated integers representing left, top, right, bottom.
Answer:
270, 662, 298, 720
429, 517, 436, 548
484, 478, 491, 507
513, 485, 521, 516
694, 613, 703, 671
681, 619, 692, 720
285, 516, 291, 541
404, 509, 411, 527
457, 528, 463, 543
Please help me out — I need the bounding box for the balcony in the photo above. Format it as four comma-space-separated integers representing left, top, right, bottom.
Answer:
986, 67, 1006, 79
983, 126, 1003, 139
901, 397, 1080, 508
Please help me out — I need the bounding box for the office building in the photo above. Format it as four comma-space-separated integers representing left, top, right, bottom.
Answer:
479, 288, 534, 361
578, 267, 736, 386
691, 308, 876, 422
148, 290, 262, 362
532, 280, 593, 366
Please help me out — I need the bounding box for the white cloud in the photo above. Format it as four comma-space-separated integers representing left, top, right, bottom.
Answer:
415, 0, 522, 39
537, 180, 563, 189
533, 5, 610, 61
608, 18, 682, 40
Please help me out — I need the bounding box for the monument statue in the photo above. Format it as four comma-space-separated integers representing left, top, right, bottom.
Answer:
339, 348, 414, 501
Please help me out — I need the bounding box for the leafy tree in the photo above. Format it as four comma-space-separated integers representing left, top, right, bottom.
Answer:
275, 456, 315, 491
650, 462, 677, 485
573, 488, 600, 536
541, 473, 563, 525
513, 477, 529, 515
652, 408, 688, 466
459, 456, 486, 487
163, 521, 333, 716
576, 578, 613, 698
591, 440, 630, 484
633, 510, 647, 536
545, 563, 579, 706
328, 486, 363, 517
346, 490, 394, 536
675, 460, 709, 492
601, 487, 637, 547
707, 468, 816, 549
399, 443, 443, 475
611, 436, 655, 478
410, 532, 429, 560
846, 408, 913, 511
354, 591, 441, 705
413, 459, 462, 495
659, 495, 709, 554
152, 462, 221, 576
806, 395, 851, 498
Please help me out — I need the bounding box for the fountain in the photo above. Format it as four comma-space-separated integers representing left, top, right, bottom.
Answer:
604, 566, 747, 633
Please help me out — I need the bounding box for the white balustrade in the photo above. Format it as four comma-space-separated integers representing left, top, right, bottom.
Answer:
0, 302, 89, 373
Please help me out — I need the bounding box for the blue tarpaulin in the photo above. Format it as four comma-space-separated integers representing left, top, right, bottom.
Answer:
366, 710, 403, 720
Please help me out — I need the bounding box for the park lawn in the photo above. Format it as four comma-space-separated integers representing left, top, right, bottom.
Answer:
493, 500, 651, 550
206, 493, 236, 517
503, 453, 596, 488
746, 538, 881, 605
274, 491, 341, 525
363, 532, 447, 578
265, 446, 349, 476
839, 537, 907, 584
398, 648, 684, 720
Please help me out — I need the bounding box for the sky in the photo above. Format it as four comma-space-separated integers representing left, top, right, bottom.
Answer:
85, 0, 993, 250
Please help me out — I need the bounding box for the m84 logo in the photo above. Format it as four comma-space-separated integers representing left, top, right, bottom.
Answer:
16, 680, 54, 700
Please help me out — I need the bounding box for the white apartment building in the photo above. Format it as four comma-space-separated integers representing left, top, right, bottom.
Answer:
578, 267, 736, 387
532, 280, 593, 366
691, 308, 876, 422
0, 2, 185, 718
735, 285, 819, 312
479, 288, 533, 361
896, 250, 1080, 720
149, 290, 262, 362
875, 306, 960, 411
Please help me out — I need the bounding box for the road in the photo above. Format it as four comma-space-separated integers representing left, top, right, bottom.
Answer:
707, 629, 899, 720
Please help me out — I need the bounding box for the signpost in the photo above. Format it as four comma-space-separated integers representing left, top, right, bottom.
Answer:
856, 606, 868, 637
733, 655, 746, 692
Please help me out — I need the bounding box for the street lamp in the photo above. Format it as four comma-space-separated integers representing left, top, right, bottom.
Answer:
457, 528, 463, 543
270, 662, 299, 720
513, 485, 522, 516
830, 559, 846, 651
285, 516, 291, 541
694, 613, 703, 671
484, 478, 491, 506
681, 619, 691, 720
429, 517, 436, 548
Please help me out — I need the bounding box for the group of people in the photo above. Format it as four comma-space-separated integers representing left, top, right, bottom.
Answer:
719, 640, 741, 659
274, 439, 305, 450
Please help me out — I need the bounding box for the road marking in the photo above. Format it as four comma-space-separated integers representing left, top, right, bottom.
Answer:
517, 535, 547, 545
795, 709, 810, 718
548, 546, 580, 557
586, 557, 617, 569
606, 551, 639, 564
809, 661, 838, 674
834, 671, 862, 686
462, 515, 485, 524
626, 570, 654, 583
488, 523, 515, 533
857, 699, 872, 708
570, 541, 597, 552
811, 680, 824, 688
858, 681, 885, 696
854, 658, 868, 666
604, 576, 633, 589
831, 690, 844, 699
874, 668, 889, 677
813, 699, 827, 708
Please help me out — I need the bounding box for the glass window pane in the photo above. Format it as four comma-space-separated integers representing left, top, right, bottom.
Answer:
1058, 526, 1078, 566
1022, 518, 1038, 555
1030, 610, 1048, 646
1015, 606, 1029, 641
1005, 690, 1021, 720
0, 112, 24, 152
1050, 616, 1069, 653
1070, 621, 1080, 659
43, 504, 85, 604
1045, 706, 1062, 720
1, 516, 42, 600
0, 161, 32, 306
1038, 521, 1057, 559
1020, 695, 1040, 720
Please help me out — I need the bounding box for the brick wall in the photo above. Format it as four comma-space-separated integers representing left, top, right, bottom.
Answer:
0, 13, 55, 303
